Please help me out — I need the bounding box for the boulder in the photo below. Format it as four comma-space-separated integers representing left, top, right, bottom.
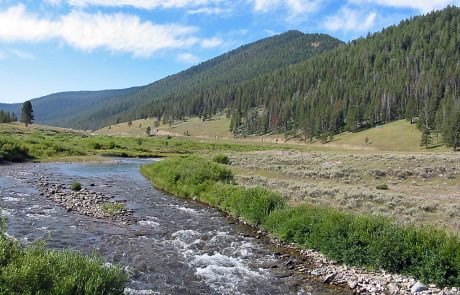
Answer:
411, 281, 428, 293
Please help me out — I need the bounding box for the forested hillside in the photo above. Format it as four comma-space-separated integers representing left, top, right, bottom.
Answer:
65, 31, 343, 130
0, 87, 141, 126
74, 7, 459, 149
226, 6, 460, 150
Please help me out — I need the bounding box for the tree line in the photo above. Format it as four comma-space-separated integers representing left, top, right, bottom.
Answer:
0, 100, 34, 127
0, 110, 17, 123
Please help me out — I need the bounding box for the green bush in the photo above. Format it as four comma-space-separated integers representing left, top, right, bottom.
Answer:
212, 154, 231, 164
264, 206, 460, 286
0, 138, 30, 162
71, 181, 82, 191
376, 183, 389, 190
0, 217, 126, 294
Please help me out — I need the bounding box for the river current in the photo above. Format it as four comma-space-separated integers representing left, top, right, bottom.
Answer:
0, 158, 349, 295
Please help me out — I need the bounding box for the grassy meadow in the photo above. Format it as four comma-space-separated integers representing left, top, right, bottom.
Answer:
0, 122, 289, 163
96, 116, 448, 152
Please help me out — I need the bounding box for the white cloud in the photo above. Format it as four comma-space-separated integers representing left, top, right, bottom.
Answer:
187, 7, 229, 14
64, 0, 216, 9
349, 0, 459, 13
324, 7, 377, 33
253, 0, 321, 18
177, 52, 200, 63
0, 4, 201, 57
11, 49, 36, 60
201, 37, 223, 48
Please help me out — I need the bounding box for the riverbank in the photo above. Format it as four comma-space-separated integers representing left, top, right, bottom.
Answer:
141, 156, 460, 294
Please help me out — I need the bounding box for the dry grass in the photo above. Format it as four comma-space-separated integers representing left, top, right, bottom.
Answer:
229, 150, 460, 233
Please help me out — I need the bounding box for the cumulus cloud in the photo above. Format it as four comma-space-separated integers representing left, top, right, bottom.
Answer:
324, 7, 377, 33
349, 0, 459, 13
177, 52, 200, 63
0, 4, 201, 57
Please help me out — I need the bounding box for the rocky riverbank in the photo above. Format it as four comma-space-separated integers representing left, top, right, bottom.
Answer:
272, 239, 459, 295
36, 175, 136, 225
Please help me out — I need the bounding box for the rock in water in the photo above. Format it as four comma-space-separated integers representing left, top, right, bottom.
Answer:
411, 281, 428, 293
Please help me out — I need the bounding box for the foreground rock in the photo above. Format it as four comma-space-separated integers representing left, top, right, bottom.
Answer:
37, 175, 136, 225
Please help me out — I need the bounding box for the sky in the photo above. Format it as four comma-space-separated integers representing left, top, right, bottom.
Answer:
0, 0, 459, 103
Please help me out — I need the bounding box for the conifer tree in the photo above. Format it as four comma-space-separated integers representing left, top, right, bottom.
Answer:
20, 101, 34, 127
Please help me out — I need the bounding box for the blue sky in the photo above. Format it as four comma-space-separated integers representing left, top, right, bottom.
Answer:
0, 0, 458, 103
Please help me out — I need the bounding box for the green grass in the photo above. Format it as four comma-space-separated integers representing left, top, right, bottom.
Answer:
0, 217, 127, 294
0, 123, 289, 163
96, 116, 233, 139
101, 203, 125, 215
329, 119, 448, 152
98, 117, 451, 152
141, 156, 460, 287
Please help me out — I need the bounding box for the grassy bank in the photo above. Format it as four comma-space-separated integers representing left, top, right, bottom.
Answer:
0, 217, 127, 294
0, 123, 287, 163
141, 156, 460, 287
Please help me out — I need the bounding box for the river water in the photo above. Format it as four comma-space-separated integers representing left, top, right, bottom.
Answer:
0, 158, 349, 295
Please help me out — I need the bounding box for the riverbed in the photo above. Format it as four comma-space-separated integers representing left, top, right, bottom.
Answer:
0, 158, 350, 295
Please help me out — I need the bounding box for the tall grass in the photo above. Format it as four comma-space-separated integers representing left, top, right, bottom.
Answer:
0, 217, 127, 294
142, 156, 460, 287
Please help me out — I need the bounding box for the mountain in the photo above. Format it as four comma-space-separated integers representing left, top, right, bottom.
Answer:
223, 6, 460, 149
0, 88, 141, 127
62, 31, 344, 130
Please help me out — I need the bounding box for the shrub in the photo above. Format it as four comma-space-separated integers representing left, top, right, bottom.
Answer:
0, 138, 30, 162
376, 183, 389, 190
71, 181, 82, 191
0, 217, 126, 294
213, 154, 231, 164
91, 142, 103, 150
101, 203, 125, 215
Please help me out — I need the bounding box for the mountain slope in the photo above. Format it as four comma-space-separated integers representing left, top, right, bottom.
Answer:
221, 6, 459, 149
0, 87, 141, 127
66, 31, 344, 130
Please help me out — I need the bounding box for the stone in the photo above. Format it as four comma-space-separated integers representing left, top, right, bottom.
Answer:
322, 272, 337, 284
348, 280, 358, 289
387, 283, 399, 294
411, 281, 428, 293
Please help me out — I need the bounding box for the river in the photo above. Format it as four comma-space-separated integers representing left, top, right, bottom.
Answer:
0, 158, 350, 295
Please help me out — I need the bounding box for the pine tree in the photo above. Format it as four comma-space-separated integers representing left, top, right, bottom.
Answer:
20, 101, 34, 127
420, 127, 432, 149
